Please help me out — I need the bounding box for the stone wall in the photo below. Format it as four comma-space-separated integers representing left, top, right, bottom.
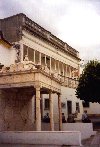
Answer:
84, 102, 100, 115
0, 14, 24, 43
0, 90, 34, 131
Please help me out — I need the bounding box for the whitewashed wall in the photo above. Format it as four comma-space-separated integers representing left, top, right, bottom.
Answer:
43, 87, 83, 123
0, 44, 16, 66
84, 102, 100, 114
61, 86, 83, 119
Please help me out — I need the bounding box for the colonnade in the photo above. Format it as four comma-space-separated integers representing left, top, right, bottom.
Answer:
35, 86, 62, 131
22, 46, 79, 131
23, 47, 79, 78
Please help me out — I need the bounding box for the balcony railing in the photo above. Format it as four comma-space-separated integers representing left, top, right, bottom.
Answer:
60, 75, 78, 89
0, 61, 78, 89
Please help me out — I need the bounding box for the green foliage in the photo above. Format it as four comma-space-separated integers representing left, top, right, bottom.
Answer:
76, 60, 100, 103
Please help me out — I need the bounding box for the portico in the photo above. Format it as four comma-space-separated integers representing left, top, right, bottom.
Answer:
0, 61, 62, 131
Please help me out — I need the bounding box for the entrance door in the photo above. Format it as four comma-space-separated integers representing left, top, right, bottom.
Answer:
67, 101, 72, 115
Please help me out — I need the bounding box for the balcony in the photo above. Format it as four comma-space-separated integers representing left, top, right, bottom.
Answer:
0, 61, 61, 93
0, 60, 78, 91
60, 75, 78, 89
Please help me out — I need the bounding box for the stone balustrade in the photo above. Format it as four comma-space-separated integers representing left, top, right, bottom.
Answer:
0, 62, 78, 89
60, 76, 78, 89
0, 62, 38, 73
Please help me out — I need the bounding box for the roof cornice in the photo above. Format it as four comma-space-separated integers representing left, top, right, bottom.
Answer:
22, 14, 80, 60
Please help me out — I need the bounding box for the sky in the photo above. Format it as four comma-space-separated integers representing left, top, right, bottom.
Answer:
0, 0, 100, 62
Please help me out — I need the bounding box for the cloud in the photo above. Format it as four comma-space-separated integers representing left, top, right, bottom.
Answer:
0, 0, 100, 61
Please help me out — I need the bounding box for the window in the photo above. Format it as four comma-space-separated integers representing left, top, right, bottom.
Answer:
44, 99, 49, 110
23, 45, 34, 62
82, 101, 90, 108
28, 47, 34, 62
76, 102, 80, 113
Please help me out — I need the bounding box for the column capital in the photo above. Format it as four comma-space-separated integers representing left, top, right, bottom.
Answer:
34, 82, 41, 89
48, 89, 52, 94
34, 85, 41, 90
57, 92, 61, 96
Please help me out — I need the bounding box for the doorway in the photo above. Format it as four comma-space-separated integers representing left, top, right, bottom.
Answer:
67, 101, 72, 115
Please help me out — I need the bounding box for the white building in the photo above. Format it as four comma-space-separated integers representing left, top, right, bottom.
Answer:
0, 13, 83, 131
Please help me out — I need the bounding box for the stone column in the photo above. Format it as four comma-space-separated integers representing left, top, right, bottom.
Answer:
69, 66, 72, 78
36, 87, 41, 131
63, 64, 65, 76
78, 64, 80, 77
39, 52, 41, 65
58, 61, 60, 74
64, 64, 66, 82
49, 91, 54, 131
50, 57, 51, 73
58, 93, 62, 131
34, 50, 36, 64
40, 94, 43, 120
45, 55, 46, 65
62, 63, 64, 76
55, 60, 57, 71
32, 95, 35, 123
20, 43, 23, 62
66, 65, 68, 77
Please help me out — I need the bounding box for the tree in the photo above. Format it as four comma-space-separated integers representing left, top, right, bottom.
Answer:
76, 60, 100, 103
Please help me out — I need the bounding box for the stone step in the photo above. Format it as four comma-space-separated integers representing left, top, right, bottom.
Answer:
0, 144, 61, 147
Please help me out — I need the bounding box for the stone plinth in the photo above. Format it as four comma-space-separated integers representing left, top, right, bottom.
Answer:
0, 131, 82, 146
62, 123, 96, 140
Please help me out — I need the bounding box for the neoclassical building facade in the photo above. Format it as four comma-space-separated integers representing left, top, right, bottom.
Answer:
0, 13, 83, 131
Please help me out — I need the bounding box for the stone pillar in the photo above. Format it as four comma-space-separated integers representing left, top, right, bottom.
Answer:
32, 95, 35, 123
58, 61, 60, 74
50, 57, 51, 73
49, 91, 54, 131
40, 94, 43, 120
62, 63, 64, 76
66, 65, 68, 77
78, 64, 80, 77
69, 66, 72, 78
34, 50, 36, 64
65, 64, 67, 77
45, 55, 46, 65
58, 93, 62, 131
39, 52, 41, 65
55, 60, 57, 71
36, 87, 41, 131
20, 43, 23, 62
63, 64, 65, 76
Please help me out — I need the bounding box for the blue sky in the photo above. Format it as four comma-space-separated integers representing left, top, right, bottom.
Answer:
0, 0, 100, 62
